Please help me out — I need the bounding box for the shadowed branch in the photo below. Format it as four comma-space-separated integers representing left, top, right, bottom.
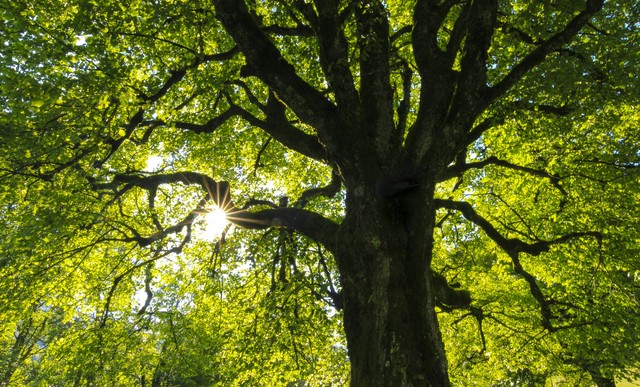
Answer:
435, 198, 602, 331
95, 172, 339, 251
486, 0, 605, 105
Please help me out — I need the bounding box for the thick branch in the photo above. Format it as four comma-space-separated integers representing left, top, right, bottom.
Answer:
463, 116, 503, 150
404, 0, 458, 167
390, 25, 412, 44
102, 172, 227, 202
228, 207, 339, 252
172, 105, 241, 133
454, 0, 497, 111
356, 1, 398, 160
433, 271, 471, 310
145, 101, 327, 162
212, 0, 340, 150
396, 61, 413, 136
412, 0, 456, 77
313, 0, 360, 120
258, 92, 328, 161
445, 3, 471, 64
97, 172, 339, 251
406, 0, 497, 169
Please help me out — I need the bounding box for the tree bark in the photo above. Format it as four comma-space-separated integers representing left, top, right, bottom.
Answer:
335, 185, 449, 386
211, 2, 606, 385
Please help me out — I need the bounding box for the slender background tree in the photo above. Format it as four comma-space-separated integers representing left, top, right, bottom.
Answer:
1, 0, 639, 385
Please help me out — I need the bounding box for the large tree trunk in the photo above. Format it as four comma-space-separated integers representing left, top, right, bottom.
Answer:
335, 184, 449, 386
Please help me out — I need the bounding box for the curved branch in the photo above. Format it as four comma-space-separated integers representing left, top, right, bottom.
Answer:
145, 100, 328, 162
435, 199, 600, 257
173, 105, 241, 133
102, 171, 225, 200
139, 47, 239, 103
463, 116, 503, 150
227, 207, 339, 252
445, 3, 471, 64
293, 170, 342, 208
98, 171, 339, 251
486, 0, 604, 105
442, 156, 567, 197
256, 92, 328, 162
109, 199, 202, 248
97, 48, 240, 166
433, 270, 472, 311
212, 0, 339, 143
435, 198, 602, 331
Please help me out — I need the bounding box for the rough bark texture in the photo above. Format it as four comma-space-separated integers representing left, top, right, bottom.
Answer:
209, 0, 606, 385
333, 184, 449, 386
0, 0, 618, 384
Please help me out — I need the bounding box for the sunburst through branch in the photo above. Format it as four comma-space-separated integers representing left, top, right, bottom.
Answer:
203, 205, 229, 239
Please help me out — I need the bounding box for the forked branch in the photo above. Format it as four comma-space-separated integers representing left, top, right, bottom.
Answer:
486, 0, 605, 105
212, 0, 339, 147
442, 156, 567, 198
95, 172, 339, 251
435, 198, 602, 331
435, 199, 600, 256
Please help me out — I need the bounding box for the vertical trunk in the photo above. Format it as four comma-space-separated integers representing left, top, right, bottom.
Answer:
335, 186, 449, 386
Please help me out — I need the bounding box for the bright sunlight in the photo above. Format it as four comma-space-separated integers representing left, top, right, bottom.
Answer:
203, 205, 229, 239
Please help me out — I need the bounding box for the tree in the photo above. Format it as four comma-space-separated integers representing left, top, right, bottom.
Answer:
1, 0, 639, 385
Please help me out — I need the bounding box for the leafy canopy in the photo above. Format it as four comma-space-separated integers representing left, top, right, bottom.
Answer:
1, 0, 639, 385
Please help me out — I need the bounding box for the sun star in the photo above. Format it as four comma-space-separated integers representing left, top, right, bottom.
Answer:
204, 205, 229, 238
